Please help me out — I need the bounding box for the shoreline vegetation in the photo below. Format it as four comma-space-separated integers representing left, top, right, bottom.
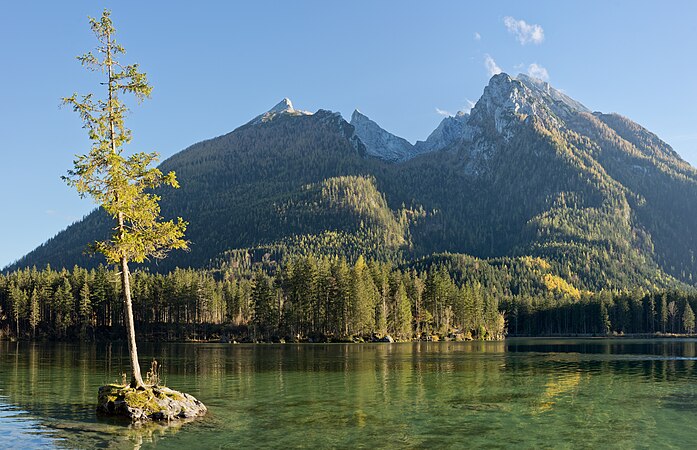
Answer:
2, 260, 697, 344
2, 327, 695, 344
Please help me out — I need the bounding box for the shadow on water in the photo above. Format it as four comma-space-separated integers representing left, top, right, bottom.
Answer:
505, 338, 697, 383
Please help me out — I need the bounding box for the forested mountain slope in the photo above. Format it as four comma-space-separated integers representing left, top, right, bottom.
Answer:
9, 73, 697, 293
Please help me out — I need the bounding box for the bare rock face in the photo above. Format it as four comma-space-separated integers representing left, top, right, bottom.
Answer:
350, 110, 416, 162
247, 98, 313, 125
414, 111, 471, 154
97, 384, 207, 422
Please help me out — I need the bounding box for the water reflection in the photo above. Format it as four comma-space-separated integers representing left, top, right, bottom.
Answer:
1, 339, 697, 448
0, 397, 56, 449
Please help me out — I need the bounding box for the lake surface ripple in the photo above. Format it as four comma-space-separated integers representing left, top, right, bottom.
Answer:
1, 339, 697, 449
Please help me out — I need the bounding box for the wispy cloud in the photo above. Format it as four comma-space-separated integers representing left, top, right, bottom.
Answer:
435, 108, 453, 117
484, 54, 502, 77
466, 99, 476, 111
503, 16, 544, 45
527, 63, 549, 81
474, 32, 481, 41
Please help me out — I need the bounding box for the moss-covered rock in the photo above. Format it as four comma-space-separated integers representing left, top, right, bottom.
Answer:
97, 384, 207, 422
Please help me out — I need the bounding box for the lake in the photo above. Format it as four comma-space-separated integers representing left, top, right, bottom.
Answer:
1, 339, 697, 448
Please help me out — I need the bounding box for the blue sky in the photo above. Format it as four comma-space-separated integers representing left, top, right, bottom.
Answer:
1, 0, 696, 267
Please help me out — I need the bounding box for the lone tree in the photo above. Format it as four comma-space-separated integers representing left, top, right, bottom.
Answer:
63, 10, 187, 388
683, 302, 695, 335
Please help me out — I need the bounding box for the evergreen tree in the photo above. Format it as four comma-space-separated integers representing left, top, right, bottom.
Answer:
9, 284, 26, 338
350, 256, 375, 335
252, 272, 277, 339
390, 280, 412, 339
79, 281, 92, 328
683, 302, 695, 334
660, 293, 668, 333
667, 301, 678, 333
333, 258, 351, 336
62, 10, 187, 387
54, 278, 74, 336
29, 288, 40, 338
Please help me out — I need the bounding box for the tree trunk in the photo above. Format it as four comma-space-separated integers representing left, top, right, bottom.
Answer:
121, 252, 145, 388
105, 28, 144, 389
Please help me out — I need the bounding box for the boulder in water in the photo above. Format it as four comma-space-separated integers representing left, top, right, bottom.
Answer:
97, 384, 207, 422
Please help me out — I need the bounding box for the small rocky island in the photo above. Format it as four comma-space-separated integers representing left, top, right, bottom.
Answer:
96, 360, 206, 423
97, 384, 207, 422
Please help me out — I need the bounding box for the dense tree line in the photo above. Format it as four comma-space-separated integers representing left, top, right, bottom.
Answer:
0, 259, 501, 342
2, 257, 696, 342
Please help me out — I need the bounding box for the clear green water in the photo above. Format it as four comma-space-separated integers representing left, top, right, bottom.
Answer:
1, 339, 697, 449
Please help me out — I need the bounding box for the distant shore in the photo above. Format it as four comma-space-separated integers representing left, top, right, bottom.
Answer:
2, 328, 694, 344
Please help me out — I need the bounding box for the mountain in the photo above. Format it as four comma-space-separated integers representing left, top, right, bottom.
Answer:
350, 108, 469, 160
349, 110, 416, 161
414, 111, 470, 154
8, 73, 697, 292
516, 73, 590, 114
247, 97, 312, 125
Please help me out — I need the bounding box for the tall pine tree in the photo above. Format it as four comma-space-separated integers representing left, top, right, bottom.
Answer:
62, 10, 187, 387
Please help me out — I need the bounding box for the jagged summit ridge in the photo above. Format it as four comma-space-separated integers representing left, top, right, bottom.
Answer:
468, 73, 540, 139
415, 111, 471, 154
454, 72, 593, 175
350, 72, 592, 161
350, 110, 416, 162
468, 72, 591, 136
515, 73, 590, 114
243, 73, 598, 163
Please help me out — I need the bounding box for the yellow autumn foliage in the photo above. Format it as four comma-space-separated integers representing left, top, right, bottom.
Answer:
543, 274, 581, 300
521, 256, 551, 271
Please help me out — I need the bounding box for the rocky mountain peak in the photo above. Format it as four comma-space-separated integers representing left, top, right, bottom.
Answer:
414, 110, 472, 154
350, 109, 415, 162
516, 73, 590, 115
476, 73, 532, 113
467, 73, 539, 140
470, 72, 591, 132
268, 97, 295, 114
248, 98, 312, 125
350, 109, 370, 125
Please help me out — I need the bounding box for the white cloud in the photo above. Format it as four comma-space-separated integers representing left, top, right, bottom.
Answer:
484, 54, 502, 77
527, 63, 549, 81
474, 32, 481, 41
465, 99, 476, 111
503, 16, 544, 45
435, 108, 453, 117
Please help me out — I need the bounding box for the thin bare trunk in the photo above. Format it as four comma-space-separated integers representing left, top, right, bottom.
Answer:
120, 241, 144, 388
106, 29, 143, 388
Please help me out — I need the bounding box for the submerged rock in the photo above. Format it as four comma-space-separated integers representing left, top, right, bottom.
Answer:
97, 384, 207, 422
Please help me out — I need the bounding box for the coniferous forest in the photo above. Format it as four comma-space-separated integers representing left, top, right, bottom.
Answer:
2, 253, 696, 342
